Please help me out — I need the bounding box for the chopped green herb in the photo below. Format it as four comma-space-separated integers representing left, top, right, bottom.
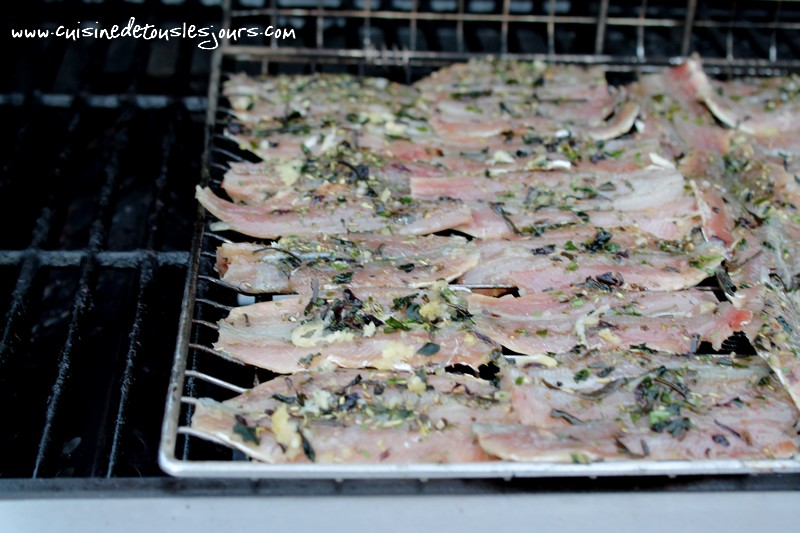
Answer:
630, 343, 656, 353
573, 369, 590, 383
299, 352, 320, 367
392, 293, 418, 310
271, 394, 296, 404
597, 366, 615, 378
233, 418, 260, 445
405, 302, 422, 322
300, 431, 316, 462
571, 452, 590, 464
332, 271, 353, 284
417, 342, 440, 356
397, 263, 416, 272
383, 317, 410, 333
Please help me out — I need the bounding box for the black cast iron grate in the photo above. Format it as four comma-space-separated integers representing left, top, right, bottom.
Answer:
0, 0, 217, 479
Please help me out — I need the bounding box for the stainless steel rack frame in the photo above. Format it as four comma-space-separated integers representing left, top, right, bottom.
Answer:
159, 0, 800, 479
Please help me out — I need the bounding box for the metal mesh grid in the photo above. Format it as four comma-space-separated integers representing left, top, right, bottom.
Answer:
159, 0, 800, 478
222, 0, 800, 75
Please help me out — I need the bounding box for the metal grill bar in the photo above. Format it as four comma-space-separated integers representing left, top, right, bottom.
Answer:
223, 0, 800, 74
0, 250, 189, 268
27, 11, 158, 470
32, 115, 128, 477
220, 45, 800, 73
105, 121, 177, 477
0, 105, 82, 363
228, 8, 800, 30
637, 0, 648, 61
104, 258, 155, 477
681, 0, 698, 57
769, 0, 783, 63
595, 0, 610, 54
547, 0, 556, 56
0, 93, 208, 111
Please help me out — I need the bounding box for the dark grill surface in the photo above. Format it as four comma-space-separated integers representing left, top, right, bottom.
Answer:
0, 0, 212, 482
1, 0, 799, 495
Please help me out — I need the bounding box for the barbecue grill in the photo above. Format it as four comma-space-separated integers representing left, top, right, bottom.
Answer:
2, 0, 800, 527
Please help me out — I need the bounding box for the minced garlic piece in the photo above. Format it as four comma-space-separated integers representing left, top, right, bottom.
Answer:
510, 354, 558, 367
418, 280, 450, 322
385, 121, 407, 135
463, 332, 477, 347
698, 301, 718, 315
575, 304, 609, 346
489, 150, 515, 165
271, 404, 301, 459
229, 95, 252, 110
277, 159, 302, 187
300, 389, 333, 416
407, 374, 426, 394
377, 341, 415, 370
319, 128, 338, 153
363, 322, 377, 338
291, 320, 356, 348
598, 327, 622, 345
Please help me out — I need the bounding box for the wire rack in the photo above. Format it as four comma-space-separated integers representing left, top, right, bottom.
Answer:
220, 0, 800, 75
159, 0, 800, 478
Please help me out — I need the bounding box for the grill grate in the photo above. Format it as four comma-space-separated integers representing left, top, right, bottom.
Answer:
0, 0, 798, 490
222, 0, 800, 76
0, 0, 217, 479
159, 0, 800, 478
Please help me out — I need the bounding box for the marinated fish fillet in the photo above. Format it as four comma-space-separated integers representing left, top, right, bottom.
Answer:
412, 165, 699, 241
726, 282, 800, 410
216, 234, 479, 294
476, 352, 799, 462
637, 60, 733, 157
224, 72, 420, 126
416, 59, 627, 138
454, 195, 698, 241
194, 62, 800, 469
191, 369, 514, 464
411, 166, 685, 206
214, 284, 498, 373
660, 58, 800, 154
468, 289, 752, 356
461, 234, 726, 293
221, 153, 432, 205
196, 186, 472, 238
